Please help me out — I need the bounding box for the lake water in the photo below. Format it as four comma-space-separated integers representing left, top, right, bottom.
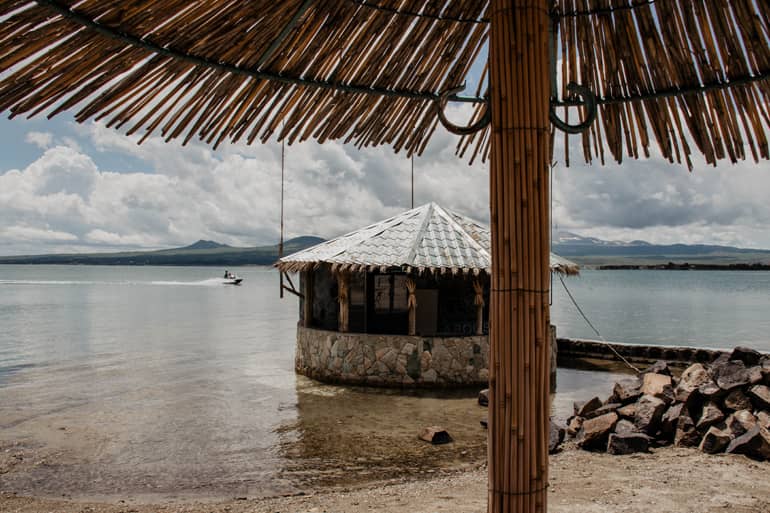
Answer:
0, 265, 767, 501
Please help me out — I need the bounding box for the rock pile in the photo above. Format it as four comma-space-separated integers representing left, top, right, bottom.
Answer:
564, 347, 770, 459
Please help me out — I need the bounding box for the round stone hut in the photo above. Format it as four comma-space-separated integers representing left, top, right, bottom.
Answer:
277, 203, 578, 387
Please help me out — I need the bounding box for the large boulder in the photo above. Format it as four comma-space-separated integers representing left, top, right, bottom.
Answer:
607, 432, 651, 455
577, 412, 618, 451
661, 403, 684, 439
614, 419, 638, 435
549, 420, 566, 454
725, 426, 770, 461
699, 426, 732, 454
574, 397, 603, 418
729, 347, 762, 366
642, 373, 674, 404
613, 377, 642, 404
674, 413, 700, 447
757, 411, 770, 430
723, 389, 752, 411
748, 366, 764, 385
617, 403, 638, 419
711, 360, 750, 391
748, 384, 770, 410
696, 401, 725, 431
675, 363, 711, 403
633, 395, 667, 435
585, 403, 622, 420
724, 410, 757, 437
643, 360, 672, 376
566, 416, 583, 436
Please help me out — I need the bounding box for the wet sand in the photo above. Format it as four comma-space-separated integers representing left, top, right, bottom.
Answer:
2, 445, 769, 513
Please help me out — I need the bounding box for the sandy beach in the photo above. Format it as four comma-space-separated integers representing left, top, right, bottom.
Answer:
3, 444, 769, 513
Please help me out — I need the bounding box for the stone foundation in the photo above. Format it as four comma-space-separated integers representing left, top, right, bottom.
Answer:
295, 326, 559, 388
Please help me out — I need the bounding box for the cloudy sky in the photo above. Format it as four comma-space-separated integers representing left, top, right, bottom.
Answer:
0, 103, 769, 256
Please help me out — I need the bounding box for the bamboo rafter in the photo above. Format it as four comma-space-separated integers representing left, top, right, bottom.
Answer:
0, 0, 768, 167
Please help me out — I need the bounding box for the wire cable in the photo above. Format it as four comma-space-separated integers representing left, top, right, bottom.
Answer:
557, 274, 641, 374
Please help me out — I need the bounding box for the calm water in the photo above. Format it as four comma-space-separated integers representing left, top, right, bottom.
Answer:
0, 265, 767, 501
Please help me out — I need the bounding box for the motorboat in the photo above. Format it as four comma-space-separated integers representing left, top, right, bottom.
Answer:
222, 272, 243, 285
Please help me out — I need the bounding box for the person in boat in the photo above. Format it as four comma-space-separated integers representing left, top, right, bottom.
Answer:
224, 270, 229, 279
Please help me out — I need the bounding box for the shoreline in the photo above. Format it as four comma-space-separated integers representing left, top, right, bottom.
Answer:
2, 445, 769, 513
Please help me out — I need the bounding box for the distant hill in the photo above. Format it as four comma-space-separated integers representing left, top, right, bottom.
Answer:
553, 231, 770, 266
0, 236, 325, 266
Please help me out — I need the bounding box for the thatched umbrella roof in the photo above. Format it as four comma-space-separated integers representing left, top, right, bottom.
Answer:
276, 202, 580, 276
0, 1, 767, 167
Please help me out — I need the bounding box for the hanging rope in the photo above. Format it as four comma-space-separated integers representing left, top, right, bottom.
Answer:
557, 274, 641, 374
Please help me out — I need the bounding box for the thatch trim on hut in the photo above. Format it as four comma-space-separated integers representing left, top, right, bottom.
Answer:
276, 203, 579, 276
0, 1, 766, 166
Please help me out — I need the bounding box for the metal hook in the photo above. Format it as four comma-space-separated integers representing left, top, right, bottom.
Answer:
550, 82, 598, 134
435, 84, 491, 136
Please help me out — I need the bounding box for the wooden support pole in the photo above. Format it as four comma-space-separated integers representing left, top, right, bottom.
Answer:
406, 278, 417, 336
303, 269, 314, 328
474, 278, 485, 336
338, 271, 349, 333
488, 1, 551, 513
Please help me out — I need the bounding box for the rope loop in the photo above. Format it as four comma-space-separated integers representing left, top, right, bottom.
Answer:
436, 84, 491, 135
550, 82, 598, 134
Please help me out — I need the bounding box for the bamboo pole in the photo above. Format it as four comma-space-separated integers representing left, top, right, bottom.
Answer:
488, 1, 551, 512
473, 278, 485, 336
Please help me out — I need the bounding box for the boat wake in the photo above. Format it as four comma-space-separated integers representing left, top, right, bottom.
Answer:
0, 278, 234, 287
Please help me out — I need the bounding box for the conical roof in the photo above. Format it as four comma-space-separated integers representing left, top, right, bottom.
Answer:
277, 203, 578, 276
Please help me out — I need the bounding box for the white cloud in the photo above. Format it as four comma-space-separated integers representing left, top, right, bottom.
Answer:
24, 131, 53, 149
0, 114, 768, 256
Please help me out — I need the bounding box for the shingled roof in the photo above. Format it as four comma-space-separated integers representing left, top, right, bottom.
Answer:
277, 203, 579, 276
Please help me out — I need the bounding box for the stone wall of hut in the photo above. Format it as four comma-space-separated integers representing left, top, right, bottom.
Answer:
296, 326, 490, 386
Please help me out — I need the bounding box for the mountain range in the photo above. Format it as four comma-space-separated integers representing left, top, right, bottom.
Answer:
0, 236, 324, 266
1, 232, 769, 267
553, 231, 770, 266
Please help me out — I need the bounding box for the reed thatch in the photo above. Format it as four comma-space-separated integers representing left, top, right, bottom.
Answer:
0, 1, 767, 168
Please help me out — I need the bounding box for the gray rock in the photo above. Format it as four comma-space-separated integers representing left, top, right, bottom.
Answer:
711, 360, 750, 391
549, 420, 566, 454
675, 363, 711, 403
577, 412, 618, 451
729, 346, 762, 366
748, 384, 770, 410
725, 410, 757, 437
725, 426, 770, 461
613, 377, 642, 404
614, 419, 638, 435
723, 389, 752, 411
574, 397, 603, 418
661, 403, 684, 438
643, 360, 672, 376
696, 401, 725, 431
699, 426, 732, 454
642, 373, 674, 404
478, 388, 489, 407
633, 395, 667, 435
419, 426, 452, 444
585, 403, 622, 420
674, 413, 700, 447
607, 432, 651, 455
